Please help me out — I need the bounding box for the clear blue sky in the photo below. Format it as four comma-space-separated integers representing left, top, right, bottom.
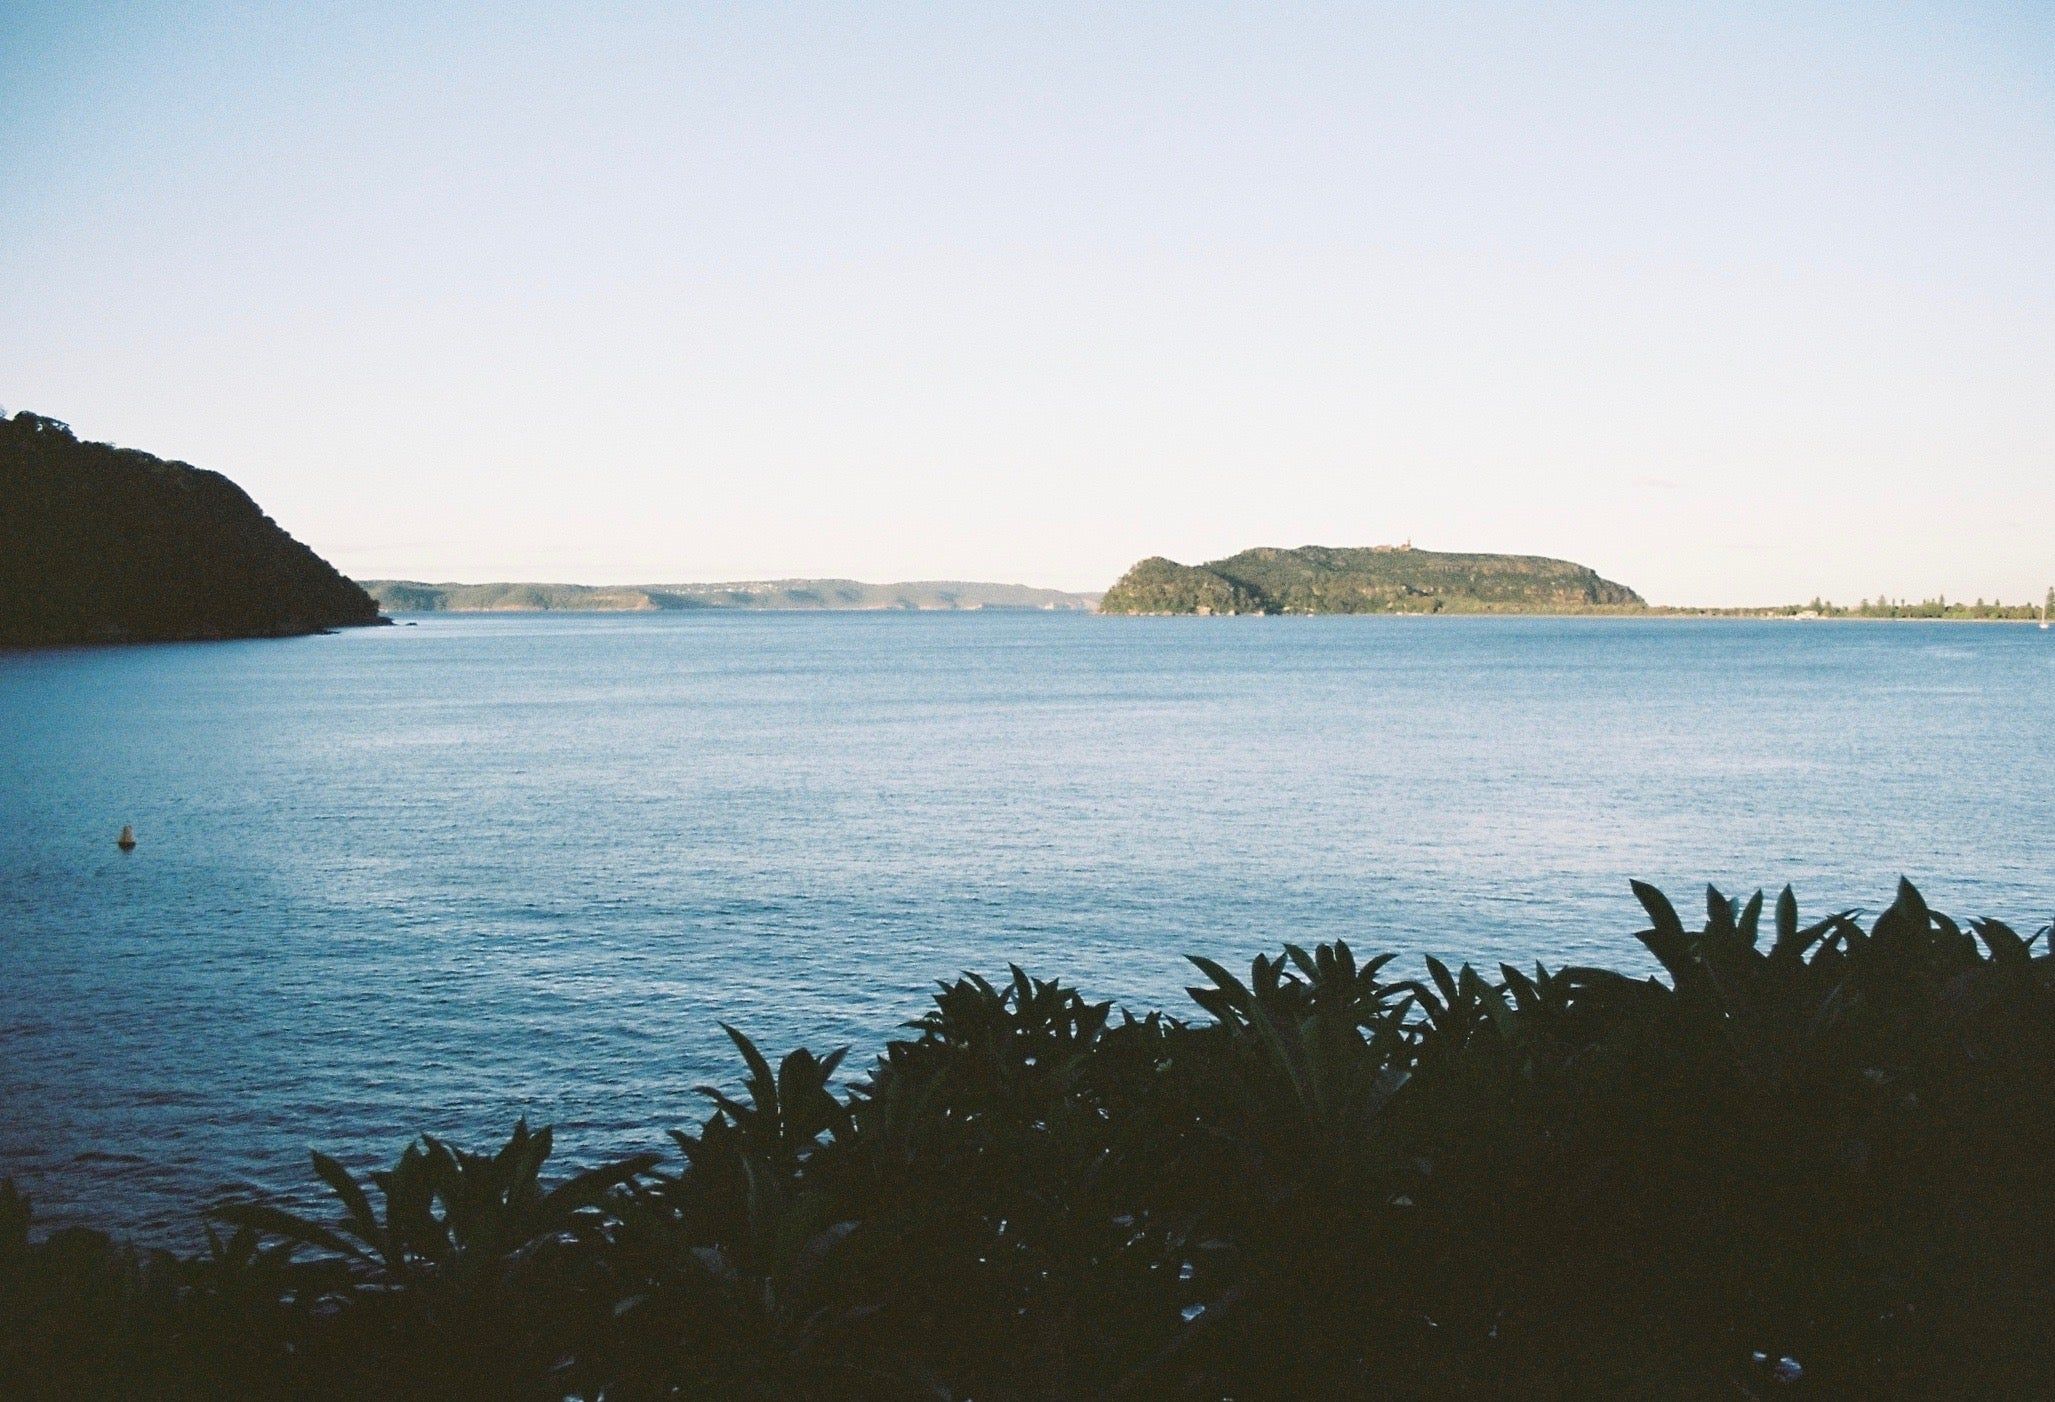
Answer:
3, 2, 2050, 602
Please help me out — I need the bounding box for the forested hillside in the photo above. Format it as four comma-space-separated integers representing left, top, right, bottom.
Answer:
0, 412, 382, 645
1100, 544, 1643, 614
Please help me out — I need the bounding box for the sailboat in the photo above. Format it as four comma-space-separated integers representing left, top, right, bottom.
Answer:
117, 824, 136, 851
2042, 587, 2050, 630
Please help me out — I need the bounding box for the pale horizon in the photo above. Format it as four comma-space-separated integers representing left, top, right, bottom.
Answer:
4, 2, 2051, 605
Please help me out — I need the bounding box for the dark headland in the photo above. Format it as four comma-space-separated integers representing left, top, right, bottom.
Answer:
1100, 543, 1645, 614
0, 412, 384, 646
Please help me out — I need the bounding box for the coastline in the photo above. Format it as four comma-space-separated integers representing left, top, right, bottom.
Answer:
1092, 609, 2051, 623
369, 607, 2051, 623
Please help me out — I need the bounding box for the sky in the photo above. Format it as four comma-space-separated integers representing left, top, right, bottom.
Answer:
2, 2, 2050, 604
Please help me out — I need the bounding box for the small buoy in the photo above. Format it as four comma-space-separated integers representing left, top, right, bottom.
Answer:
117, 825, 136, 851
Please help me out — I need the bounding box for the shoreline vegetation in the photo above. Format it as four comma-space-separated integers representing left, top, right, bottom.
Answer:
6, 880, 2053, 1398
1650, 598, 2051, 621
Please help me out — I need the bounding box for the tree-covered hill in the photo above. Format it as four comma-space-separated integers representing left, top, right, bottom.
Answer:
1099, 544, 1644, 614
0, 412, 383, 646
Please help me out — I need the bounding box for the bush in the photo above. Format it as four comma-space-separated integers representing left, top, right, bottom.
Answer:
4, 880, 2052, 1398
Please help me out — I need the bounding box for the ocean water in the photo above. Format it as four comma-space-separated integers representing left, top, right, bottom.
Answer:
3, 612, 2052, 1241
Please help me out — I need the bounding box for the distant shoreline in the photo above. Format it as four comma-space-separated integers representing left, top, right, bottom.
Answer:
371, 606, 2050, 623
358, 578, 1100, 614
378, 604, 1090, 616
359, 569, 2048, 625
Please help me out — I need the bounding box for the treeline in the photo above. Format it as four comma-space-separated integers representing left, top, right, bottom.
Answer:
1808, 596, 2042, 620
5, 880, 2054, 1398
1666, 597, 2049, 621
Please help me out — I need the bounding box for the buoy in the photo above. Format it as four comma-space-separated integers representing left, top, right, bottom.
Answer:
117, 824, 136, 851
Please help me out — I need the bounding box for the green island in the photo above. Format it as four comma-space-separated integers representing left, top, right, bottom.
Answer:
1099, 544, 2052, 621
362, 579, 1099, 613
6, 879, 2052, 1398
1098, 545, 1645, 615
0, 413, 382, 646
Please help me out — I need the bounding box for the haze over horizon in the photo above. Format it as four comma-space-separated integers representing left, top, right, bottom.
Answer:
4, 2, 2051, 605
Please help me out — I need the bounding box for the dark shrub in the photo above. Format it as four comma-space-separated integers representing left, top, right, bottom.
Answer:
4, 880, 2050, 1398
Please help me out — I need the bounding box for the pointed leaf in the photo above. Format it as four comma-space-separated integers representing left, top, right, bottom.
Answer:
310, 1152, 380, 1252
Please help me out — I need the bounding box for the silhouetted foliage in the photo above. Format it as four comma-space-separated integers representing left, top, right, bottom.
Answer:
5, 880, 2053, 1397
0, 411, 382, 645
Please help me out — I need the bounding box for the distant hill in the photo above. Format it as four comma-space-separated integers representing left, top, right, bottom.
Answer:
0, 412, 384, 646
1099, 545, 1643, 614
362, 579, 1101, 613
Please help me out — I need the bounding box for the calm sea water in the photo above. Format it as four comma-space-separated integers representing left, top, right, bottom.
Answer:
3, 613, 2052, 1240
